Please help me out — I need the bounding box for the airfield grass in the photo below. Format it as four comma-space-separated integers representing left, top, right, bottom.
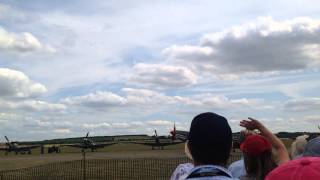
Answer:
0, 143, 186, 171
0, 139, 295, 171
1, 158, 194, 180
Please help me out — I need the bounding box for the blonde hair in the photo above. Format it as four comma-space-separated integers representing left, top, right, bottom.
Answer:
291, 135, 308, 159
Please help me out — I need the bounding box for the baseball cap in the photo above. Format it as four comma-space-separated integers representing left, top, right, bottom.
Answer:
240, 134, 272, 156
303, 137, 320, 157
187, 112, 232, 164
188, 112, 232, 148
266, 157, 320, 180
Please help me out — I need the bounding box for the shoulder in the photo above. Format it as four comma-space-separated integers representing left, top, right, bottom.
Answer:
229, 159, 244, 169
170, 163, 194, 180
186, 165, 238, 180
228, 159, 246, 178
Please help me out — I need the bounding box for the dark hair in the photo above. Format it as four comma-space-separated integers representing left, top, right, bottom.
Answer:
188, 142, 231, 166
188, 112, 232, 166
243, 151, 277, 180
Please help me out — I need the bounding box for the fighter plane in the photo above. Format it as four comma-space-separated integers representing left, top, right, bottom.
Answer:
133, 124, 184, 150
0, 136, 39, 155
65, 132, 117, 152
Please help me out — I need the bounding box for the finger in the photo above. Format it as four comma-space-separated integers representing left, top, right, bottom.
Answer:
240, 120, 250, 124
248, 117, 257, 121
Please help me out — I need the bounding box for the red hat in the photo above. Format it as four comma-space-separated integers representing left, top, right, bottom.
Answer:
266, 157, 320, 180
240, 134, 272, 156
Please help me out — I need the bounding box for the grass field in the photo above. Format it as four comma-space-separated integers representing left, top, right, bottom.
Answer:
0, 153, 242, 180
0, 138, 295, 171
0, 143, 186, 171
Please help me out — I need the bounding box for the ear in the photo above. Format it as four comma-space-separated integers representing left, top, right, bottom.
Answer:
185, 141, 193, 160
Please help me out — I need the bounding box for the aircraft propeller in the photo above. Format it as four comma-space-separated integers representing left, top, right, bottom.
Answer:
4, 136, 10, 143
85, 132, 89, 138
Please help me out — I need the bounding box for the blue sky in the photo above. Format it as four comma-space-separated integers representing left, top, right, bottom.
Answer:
0, 0, 320, 140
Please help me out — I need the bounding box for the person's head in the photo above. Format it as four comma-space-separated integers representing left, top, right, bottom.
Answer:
240, 135, 276, 180
291, 135, 309, 159
303, 136, 320, 157
266, 157, 320, 180
187, 112, 232, 166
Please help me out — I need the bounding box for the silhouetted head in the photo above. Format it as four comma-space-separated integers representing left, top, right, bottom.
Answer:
187, 112, 232, 166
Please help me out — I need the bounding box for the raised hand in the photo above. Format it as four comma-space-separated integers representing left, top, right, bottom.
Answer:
240, 117, 263, 131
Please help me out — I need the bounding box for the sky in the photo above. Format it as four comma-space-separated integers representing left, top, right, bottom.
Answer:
0, 0, 320, 141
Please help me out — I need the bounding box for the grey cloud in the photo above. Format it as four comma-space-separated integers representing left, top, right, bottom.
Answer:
164, 17, 320, 74
0, 3, 38, 24
130, 63, 197, 88
284, 97, 320, 112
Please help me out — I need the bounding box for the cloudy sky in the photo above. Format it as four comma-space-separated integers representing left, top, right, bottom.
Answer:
0, 0, 320, 141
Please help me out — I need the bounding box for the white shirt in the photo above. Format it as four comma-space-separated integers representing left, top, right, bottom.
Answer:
171, 163, 194, 180
228, 159, 246, 178
185, 164, 238, 180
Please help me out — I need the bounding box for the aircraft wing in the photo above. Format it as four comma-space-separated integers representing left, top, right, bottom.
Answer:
132, 142, 157, 147
133, 141, 183, 147
16, 145, 40, 151
64, 144, 85, 149
175, 131, 189, 142
158, 141, 184, 146
91, 142, 117, 149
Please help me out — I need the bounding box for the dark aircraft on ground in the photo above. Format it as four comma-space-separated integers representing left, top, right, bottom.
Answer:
0, 136, 39, 155
133, 124, 184, 150
65, 132, 117, 152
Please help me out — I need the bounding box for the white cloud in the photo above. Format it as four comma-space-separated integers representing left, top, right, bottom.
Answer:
162, 45, 214, 60
62, 91, 127, 107
0, 26, 55, 53
123, 88, 180, 106
0, 68, 66, 113
82, 122, 111, 129
0, 100, 66, 112
164, 17, 320, 74
53, 128, 71, 134
111, 122, 130, 129
130, 63, 197, 88
62, 88, 265, 113
284, 97, 320, 112
146, 120, 173, 126
0, 68, 47, 98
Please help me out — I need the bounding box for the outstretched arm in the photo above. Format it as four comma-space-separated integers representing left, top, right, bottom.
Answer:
240, 118, 289, 164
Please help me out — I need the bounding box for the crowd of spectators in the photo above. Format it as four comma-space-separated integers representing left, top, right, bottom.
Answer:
171, 112, 320, 180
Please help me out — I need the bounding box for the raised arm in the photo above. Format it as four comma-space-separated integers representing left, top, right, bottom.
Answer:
240, 118, 289, 164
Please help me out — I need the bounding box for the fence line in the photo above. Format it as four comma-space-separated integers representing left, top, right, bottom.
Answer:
0, 154, 242, 180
